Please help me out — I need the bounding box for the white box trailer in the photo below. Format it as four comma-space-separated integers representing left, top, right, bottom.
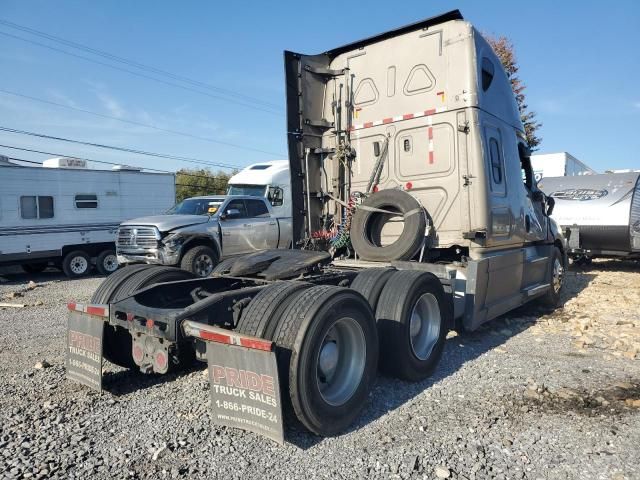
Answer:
0, 164, 175, 276
531, 152, 595, 181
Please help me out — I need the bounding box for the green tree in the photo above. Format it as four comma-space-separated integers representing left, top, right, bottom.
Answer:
486, 35, 542, 151
175, 168, 235, 202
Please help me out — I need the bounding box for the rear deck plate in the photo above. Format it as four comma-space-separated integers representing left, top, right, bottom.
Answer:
66, 310, 104, 392
206, 342, 284, 444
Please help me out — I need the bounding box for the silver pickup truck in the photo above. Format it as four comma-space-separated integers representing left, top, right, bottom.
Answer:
116, 195, 292, 276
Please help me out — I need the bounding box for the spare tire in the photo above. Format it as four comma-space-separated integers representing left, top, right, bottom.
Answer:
350, 189, 426, 262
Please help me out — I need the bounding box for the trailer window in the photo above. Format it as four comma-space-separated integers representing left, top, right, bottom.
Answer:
489, 138, 503, 184
75, 194, 98, 209
20, 196, 54, 219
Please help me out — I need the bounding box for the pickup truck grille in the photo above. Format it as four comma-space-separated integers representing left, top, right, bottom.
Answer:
117, 226, 159, 249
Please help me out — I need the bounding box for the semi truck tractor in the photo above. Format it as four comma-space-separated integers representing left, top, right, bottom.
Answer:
66, 10, 566, 442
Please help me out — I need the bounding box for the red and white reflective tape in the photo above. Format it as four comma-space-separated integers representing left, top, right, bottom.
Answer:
350, 106, 447, 132
182, 320, 273, 352
428, 126, 434, 164
67, 302, 109, 318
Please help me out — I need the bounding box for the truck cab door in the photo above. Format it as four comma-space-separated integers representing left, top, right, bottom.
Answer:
219, 199, 251, 255
245, 199, 279, 250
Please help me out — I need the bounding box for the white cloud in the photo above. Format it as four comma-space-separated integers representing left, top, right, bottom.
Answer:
96, 92, 125, 118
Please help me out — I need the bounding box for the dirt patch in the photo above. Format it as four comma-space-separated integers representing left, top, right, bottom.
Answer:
520, 380, 640, 416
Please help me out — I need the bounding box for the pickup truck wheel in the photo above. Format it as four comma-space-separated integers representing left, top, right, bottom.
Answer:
21, 262, 48, 274
376, 270, 449, 382
211, 257, 238, 276
539, 247, 564, 308
95, 266, 196, 369
350, 267, 396, 311
236, 282, 312, 339
62, 250, 91, 278
180, 246, 219, 277
272, 285, 378, 436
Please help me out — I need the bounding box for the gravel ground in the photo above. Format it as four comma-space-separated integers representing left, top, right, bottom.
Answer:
0, 262, 639, 480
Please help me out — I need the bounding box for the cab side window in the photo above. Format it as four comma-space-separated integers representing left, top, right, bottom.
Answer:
225, 199, 248, 218
485, 126, 506, 196
246, 200, 269, 218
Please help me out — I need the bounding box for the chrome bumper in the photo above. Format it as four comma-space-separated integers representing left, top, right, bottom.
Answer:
116, 246, 181, 266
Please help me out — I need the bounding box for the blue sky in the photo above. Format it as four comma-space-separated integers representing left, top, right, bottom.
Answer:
1, 0, 639, 173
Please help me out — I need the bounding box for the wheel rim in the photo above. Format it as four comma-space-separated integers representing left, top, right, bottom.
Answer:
315, 317, 366, 406
552, 258, 564, 293
70, 256, 88, 274
409, 293, 441, 361
103, 254, 118, 273
194, 254, 214, 277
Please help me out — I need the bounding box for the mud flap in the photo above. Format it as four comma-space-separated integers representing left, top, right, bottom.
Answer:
183, 320, 284, 444
65, 303, 109, 392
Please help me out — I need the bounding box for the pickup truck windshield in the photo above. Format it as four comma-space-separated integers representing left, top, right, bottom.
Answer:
167, 198, 224, 215
227, 184, 267, 197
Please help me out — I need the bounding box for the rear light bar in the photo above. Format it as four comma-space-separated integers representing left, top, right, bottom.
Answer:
182, 320, 273, 352
67, 302, 109, 318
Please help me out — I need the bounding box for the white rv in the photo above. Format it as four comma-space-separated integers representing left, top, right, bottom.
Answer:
0, 161, 175, 277
531, 152, 595, 181
226, 160, 291, 218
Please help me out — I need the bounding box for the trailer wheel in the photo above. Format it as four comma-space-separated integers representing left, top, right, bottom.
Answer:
211, 257, 239, 276
180, 245, 219, 277
350, 189, 426, 262
62, 250, 92, 278
376, 270, 449, 382
96, 250, 118, 276
21, 262, 48, 274
350, 267, 396, 311
273, 285, 378, 436
539, 247, 564, 308
236, 282, 312, 339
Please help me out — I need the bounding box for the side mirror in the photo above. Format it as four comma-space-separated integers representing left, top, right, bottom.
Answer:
221, 208, 241, 220
546, 196, 555, 216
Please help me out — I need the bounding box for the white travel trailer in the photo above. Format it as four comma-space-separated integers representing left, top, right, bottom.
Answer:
226, 160, 291, 218
531, 152, 595, 181
0, 163, 175, 277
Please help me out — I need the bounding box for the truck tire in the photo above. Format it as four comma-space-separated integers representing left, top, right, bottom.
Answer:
350, 267, 396, 311
272, 285, 378, 436
350, 190, 426, 262
211, 257, 238, 276
91, 264, 152, 305
21, 262, 47, 274
376, 270, 449, 382
236, 282, 312, 339
96, 249, 118, 276
539, 247, 564, 308
180, 245, 219, 277
62, 250, 92, 278
115, 266, 196, 301
95, 266, 196, 369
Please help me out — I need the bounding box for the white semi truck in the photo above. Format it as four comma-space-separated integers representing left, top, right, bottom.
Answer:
66, 10, 566, 442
